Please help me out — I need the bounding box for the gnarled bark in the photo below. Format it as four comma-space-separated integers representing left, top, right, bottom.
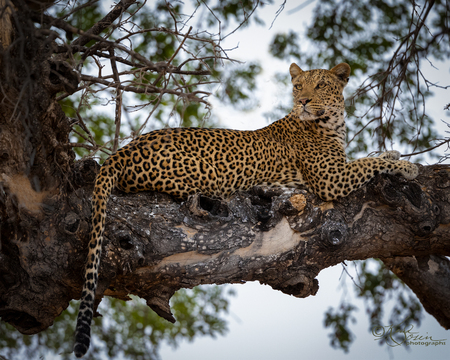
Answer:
1, 158, 449, 334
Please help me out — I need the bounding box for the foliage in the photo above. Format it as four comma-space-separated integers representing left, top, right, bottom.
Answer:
49, 0, 271, 160
216, 62, 262, 110
268, 0, 449, 160
324, 302, 357, 353
0, 286, 234, 360
323, 259, 423, 352
269, 30, 300, 60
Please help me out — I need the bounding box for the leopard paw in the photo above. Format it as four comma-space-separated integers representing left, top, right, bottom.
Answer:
379, 150, 401, 161
398, 161, 419, 180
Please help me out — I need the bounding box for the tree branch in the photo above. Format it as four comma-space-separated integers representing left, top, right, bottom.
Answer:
110, 48, 122, 153
1, 162, 449, 335
382, 255, 450, 329
79, 74, 211, 104
87, 51, 212, 76
70, 0, 137, 49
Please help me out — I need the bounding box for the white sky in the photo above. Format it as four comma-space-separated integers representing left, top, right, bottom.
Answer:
159, 1, 450, 359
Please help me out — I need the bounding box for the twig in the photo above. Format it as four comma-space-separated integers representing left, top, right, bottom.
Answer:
152, 26, 193, 87
66, 142, 112, 157
76, 92, 97, 146
60, 0, 100, 20
269, 0, 286, 30
88, 51, 212, 76
346, 117, 381, 148
110, 48, 122, 153
222, 0, 260, 41
71, 0, 137, 49
79, 74, 211, 104
402, 138, 450, 158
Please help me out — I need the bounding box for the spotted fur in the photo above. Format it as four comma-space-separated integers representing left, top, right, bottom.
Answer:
73, 63, 418, 357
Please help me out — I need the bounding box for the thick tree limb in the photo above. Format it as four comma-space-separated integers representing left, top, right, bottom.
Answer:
1, 161, 449, 335
382, 255, 450, 329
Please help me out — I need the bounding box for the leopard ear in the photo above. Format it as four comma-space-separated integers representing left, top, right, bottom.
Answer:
330, 63, 351, 84
290, 63, 303, 80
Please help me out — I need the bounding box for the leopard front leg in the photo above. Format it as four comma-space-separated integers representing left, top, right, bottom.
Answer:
377, 151, 418, 179
311, 156, 418, 201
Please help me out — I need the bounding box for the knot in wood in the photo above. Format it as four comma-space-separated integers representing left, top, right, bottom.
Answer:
116, 230, 134, 250
381, 179, 423, 208
187, 193, 229, 218
63, 211, 80, 234
378, 176, 441, 236
319, 209, 348, 247
436, 169, 450, 189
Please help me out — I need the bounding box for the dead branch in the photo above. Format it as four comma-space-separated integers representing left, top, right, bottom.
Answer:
382, 255, 450, 329
79, 74, 211, 102
70, 0, 137, 49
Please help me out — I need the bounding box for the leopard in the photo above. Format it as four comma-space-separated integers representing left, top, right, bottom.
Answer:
73, 62, 418, 357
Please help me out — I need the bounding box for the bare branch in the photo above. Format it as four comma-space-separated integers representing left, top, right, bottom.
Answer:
348, 0, 440, 152
79, 74, 211, 103
110, 48, 122, 153
402, 138, 450, 158
222, 0, 260, 41
66, 142, 112, 157
71, 0, 137, 49
84, 51, 212, 76
152, 26, 193, 87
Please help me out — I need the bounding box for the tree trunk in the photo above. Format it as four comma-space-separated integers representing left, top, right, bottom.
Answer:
1, 2, 450, 339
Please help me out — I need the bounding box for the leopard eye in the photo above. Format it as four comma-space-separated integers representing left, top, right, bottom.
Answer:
316, 82, 325, 89
294, 84, 302, 90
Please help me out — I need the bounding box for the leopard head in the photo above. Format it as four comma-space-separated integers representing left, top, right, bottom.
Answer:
289, 63, 351, 123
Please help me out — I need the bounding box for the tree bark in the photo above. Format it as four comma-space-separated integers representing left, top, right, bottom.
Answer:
1, 0, 450, 340
1, 155, 450, 335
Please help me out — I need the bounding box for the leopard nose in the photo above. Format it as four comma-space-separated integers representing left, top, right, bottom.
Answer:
299, 98, 311, 105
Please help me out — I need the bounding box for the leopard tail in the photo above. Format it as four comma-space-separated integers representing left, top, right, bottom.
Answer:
73, 160, 122, 358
